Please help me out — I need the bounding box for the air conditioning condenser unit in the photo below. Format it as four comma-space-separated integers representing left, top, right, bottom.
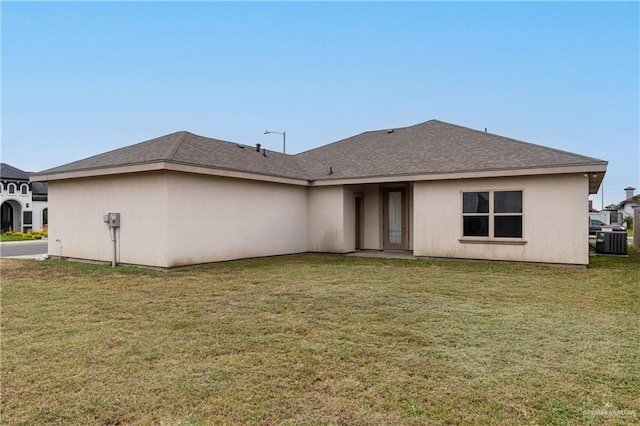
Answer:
595, 231, 627, 255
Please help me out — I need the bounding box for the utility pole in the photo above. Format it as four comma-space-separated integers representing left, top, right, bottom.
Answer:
264, 130, 286, 153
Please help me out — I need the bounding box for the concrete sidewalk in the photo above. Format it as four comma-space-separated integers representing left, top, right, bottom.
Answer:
1, 254, 49, 260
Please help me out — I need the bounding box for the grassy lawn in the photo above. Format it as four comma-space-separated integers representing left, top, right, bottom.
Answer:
1, 252, 639, 425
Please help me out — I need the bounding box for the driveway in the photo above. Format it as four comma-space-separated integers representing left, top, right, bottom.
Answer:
0, 240, 48, 258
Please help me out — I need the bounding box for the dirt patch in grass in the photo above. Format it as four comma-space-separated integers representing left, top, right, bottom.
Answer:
2, 252, 638, 424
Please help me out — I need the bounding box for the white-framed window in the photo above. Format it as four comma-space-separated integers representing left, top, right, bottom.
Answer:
462, 190, 523, 238
8, 183, 16, 194
20, 184, 28, 195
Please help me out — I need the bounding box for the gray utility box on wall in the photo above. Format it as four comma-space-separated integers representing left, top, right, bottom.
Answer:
103, 212, 121, 228
595, 231, 628, 255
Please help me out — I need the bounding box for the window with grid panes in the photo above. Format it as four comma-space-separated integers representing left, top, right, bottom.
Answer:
462, 190, 522, 238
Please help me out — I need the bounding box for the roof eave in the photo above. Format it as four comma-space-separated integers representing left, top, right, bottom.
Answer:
30, 161, 310, 187
309, 163, 608, 188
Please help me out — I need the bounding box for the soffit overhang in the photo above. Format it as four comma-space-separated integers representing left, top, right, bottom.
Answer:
309, 163, 607, 193
29, 161, 310, 187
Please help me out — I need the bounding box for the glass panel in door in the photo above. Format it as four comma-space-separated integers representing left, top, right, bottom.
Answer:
383, 188, 407, 250
388, 191, 402, 244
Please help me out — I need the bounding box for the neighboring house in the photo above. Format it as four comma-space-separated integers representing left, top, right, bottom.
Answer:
589, 201, 623, 225
616, 187, 639, 219
1, 163, 48, 233
588, 200, 611, 226
601, 204, 623, 224
589, 210, 613, 226
30, 120, 607, 267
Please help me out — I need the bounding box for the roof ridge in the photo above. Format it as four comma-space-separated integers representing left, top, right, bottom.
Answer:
295, 119, 442, 156
164, 131, 191, 161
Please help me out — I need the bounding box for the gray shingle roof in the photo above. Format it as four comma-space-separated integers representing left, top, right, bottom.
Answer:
30, 181, 48, 195
2, 163, 48, 195
37, 132, 308, 181
1, 163, 31, 181
33, 120, 607, 183
297, 120, 607, 181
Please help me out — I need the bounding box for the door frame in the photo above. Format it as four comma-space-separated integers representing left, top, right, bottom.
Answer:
382, 186, 409, 250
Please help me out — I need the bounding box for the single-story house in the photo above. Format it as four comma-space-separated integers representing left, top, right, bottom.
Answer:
30, 120, 607, 267
1, 163, 48, 233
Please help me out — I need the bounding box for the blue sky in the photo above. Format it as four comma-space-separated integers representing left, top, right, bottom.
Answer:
2, 1, 638, 208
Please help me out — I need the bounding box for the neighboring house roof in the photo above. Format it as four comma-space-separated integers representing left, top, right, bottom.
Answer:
0, 163, 31, 181
608, 187, 639, 210
1, 163, 48, 195
616, 195, 640, 209
31, 120, 607, 191
31, 181, 48, 195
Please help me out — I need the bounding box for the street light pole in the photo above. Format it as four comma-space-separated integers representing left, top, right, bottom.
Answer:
264, 130, 286, 154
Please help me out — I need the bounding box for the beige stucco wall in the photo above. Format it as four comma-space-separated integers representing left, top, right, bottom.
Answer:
165, 173, 308, 266
413, 174, 590, 265
313, 183, 414, 253
362, 185, 382, 250
308, 185, 386, 253
47, 172, 170, 266
342, 184, 385, 251
342, 187, 356, 252
47, 169, 592, 267
308, 186, 346, 252
48, 171, 309, 268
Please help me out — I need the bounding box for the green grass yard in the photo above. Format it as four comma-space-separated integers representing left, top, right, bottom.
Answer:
1, 252, 638, 425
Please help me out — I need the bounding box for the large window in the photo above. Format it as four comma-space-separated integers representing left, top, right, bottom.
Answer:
462, 190, 523, 238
